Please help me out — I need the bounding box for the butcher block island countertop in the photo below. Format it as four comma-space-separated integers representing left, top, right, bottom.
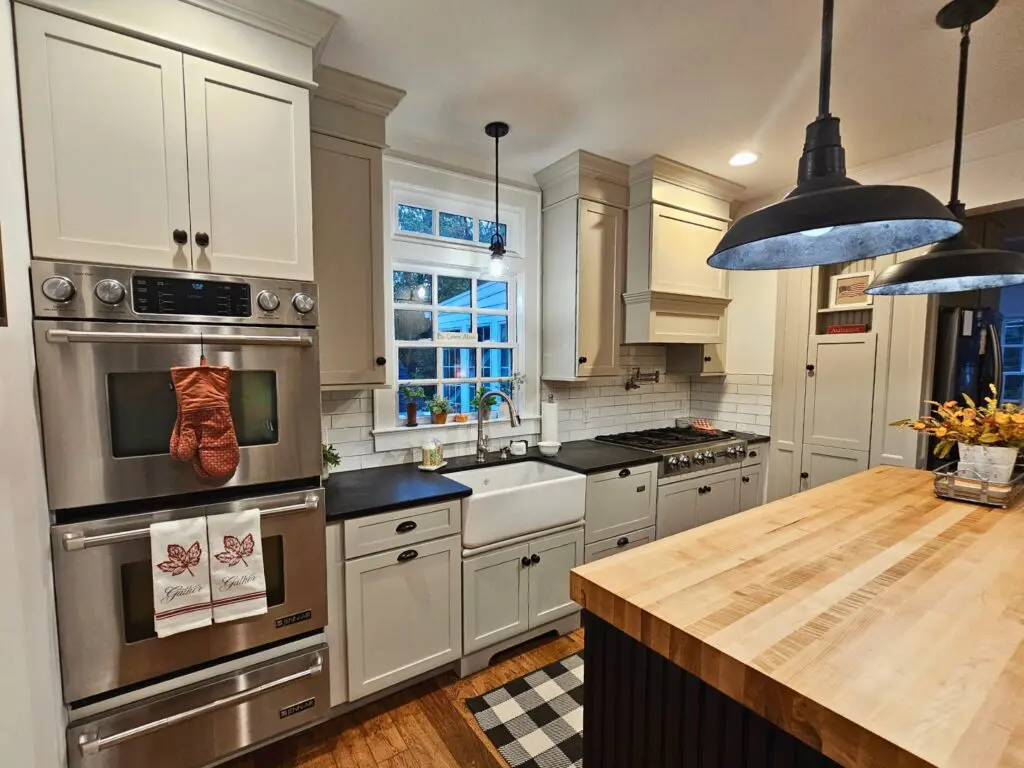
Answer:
570, 466, 1024, 768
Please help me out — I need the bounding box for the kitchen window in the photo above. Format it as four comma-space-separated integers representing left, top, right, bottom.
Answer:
393, 267, 516, 422
1002, 319, 1024, 402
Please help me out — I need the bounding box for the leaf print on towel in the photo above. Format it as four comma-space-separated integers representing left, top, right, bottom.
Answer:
214, 533, 255, 567
156, 541, 203, 577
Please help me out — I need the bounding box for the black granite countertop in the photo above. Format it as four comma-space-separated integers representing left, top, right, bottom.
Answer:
732, 431, 770, 445
324, 463, 471, 522
437, 441, 658, 475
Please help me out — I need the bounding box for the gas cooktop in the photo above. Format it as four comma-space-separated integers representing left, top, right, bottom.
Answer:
595, 427, 754, 478
594, 426, 735, 452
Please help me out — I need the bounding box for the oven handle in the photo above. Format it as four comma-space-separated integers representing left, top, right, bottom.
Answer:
45, 329, 314, 347
61, 496, 319, 551
78, 651, 323, 756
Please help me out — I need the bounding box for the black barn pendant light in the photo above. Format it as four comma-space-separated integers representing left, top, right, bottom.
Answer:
867, 0, 1024, 295
708, 0, 961, 271
485, 121, 509, 272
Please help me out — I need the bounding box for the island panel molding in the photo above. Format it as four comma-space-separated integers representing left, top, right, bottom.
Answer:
571, 466, 1024, 768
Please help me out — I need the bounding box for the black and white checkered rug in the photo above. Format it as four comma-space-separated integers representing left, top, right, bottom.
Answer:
466, 653, 584, 768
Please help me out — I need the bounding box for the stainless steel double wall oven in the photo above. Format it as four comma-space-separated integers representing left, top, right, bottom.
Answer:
33, 261, 329, 768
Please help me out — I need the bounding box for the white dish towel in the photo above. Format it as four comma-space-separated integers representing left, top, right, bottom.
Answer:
151, 516, 213, 637
207, 507, 268, 622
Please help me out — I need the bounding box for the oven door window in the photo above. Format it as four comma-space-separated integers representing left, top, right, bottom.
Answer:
121, 535, 286, 643
107, 371, 279, 458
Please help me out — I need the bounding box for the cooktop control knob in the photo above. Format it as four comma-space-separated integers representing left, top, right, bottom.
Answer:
726, 446, 737, 458
736, 446, 746, 457
680, 455, 691, 467
694, 453, 705, 464
667, 456, 679, 470
292, 293, 315, 314
94, 279, 125, 306
257, 290, 280, 312
41, 275, 76, 303
707, 451, 717, 463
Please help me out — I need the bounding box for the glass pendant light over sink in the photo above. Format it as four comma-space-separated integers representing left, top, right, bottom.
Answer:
485, 121, 509, 275
708, 0, 961, 271
867, 0, 1024, 295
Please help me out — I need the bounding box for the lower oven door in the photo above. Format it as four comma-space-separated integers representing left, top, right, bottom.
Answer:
68, 643, 329, 768
53, 487, 327, 704
34, 319, 321, 510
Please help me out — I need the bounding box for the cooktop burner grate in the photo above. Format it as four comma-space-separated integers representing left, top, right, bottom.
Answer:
594, 426, 735, 451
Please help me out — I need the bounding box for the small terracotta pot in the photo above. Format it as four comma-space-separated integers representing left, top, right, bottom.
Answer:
431, 412, 448, 425
405, 402, 418, 427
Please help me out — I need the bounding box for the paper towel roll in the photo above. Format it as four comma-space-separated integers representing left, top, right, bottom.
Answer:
541, 401, 559, 443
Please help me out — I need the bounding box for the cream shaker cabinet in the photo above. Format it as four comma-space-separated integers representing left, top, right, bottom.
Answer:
16, 5, 313, 280
312, 135, 386, 386
647, 203, 729, 300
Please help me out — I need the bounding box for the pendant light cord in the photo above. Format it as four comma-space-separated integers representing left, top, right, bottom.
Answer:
494, 133, 500, 239
948, 23, 971, 214
818, 0, 834, 118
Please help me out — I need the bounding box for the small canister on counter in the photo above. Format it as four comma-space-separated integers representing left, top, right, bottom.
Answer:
421, 439, 444, 468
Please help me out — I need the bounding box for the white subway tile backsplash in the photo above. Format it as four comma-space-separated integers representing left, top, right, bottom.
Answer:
737, 384, 773, 396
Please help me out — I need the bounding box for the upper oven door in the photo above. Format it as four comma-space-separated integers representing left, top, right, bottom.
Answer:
34, 320, 321, 510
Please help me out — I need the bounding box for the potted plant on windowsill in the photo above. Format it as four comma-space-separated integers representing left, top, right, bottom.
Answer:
427, 394, 453, 425
398, 384, 425, 427
322, 443, 340, 482
469, 385, 491, 421
893, 384, 1024, 483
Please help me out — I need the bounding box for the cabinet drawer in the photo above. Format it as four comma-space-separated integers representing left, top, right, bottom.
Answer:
345, 534, 461, 700
343, 500, 460, 558
584, 526, 656, 563
584, 464, 658, 543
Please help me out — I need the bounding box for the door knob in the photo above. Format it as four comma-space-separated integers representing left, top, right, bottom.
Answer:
172, 229, 188, 245
521, 556, 531, 567
375, 356, 386, 366
742, 476, 750, 483
195, 232, 210, 248
800, 471, 809, 479
806, 364, 815, 375
530, 554, 540, 564
578, 356, 587, 364
703, 355, 712, 363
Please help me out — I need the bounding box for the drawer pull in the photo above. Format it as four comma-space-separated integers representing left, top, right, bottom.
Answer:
636, 485, 646, 493
616, 537, 629, 547
618, 468, 631, 478
521, 556, 531, 567
395, 520, 417, 533
397, 549, 418, 562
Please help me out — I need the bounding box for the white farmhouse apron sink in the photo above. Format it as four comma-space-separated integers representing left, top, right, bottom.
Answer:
448, 461, 585, 549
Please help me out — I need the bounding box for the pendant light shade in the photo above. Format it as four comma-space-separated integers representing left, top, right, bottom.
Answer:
868, 0, 1023, 295
708, 0, 960, 271
485, 121, 508, 273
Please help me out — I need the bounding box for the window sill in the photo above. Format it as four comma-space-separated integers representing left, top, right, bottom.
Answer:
372, 416, 540, 452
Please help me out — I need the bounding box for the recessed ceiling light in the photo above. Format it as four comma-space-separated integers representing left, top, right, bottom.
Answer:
729, 151, 760, 167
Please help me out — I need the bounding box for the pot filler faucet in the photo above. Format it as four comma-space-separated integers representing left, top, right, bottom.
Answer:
477, 391, 521, 462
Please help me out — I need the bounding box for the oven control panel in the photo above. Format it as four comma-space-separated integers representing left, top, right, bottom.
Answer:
661, 440, 747, 477
30, 261, 318, 327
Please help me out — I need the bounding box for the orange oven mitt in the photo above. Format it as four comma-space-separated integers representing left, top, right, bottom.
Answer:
169, 360, 240, 478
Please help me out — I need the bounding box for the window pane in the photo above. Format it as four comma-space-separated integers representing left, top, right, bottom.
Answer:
437, 311, 471, 334
397, 347, 436, 380
397, 384, 436, 420
394, 309, 433, 341
479, 381, 513, 416
1005, 324, 1024, 346
1003, 374, 1023, 403
442, 347, 476, 379
438, 275, 472, 306
477, 279, 508, 310
477, 315, 508, 343
443, 383, 476, 416
1006, 346, 1023, 372
439, 212, 473, 241
394, 271, 432, 304
397, 204, 433, 234
479, 220, 508, 245
482, 348, 512, 378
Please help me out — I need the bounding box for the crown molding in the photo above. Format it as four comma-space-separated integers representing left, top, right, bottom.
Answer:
629, 155, 745, 203
182, 0, 338, 50
314, 66, 406, 117
534, 150, 629, 190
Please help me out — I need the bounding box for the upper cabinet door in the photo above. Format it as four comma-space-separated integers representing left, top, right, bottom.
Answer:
576, 199, 625, 377
183, 56, 313, 280
15, 6, 192, 269
650, 203, 728, 299
312, 135, 386, 387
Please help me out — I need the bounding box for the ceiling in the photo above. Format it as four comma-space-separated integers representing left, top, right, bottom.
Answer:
318, 0, 1024, 200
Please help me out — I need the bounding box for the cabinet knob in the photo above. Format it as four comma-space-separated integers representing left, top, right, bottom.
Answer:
521, 556, 531, 567
172, 229, 188, 245
706, 485, 712, 494
376, 356, 386, 366
618, 468, 631, 478
395, 520, 417, 533
616, 537, 629, 547
578, 356, 587, 364
195, 232, 210, 248
749, 450, 758, 458
800, 471, 809, 479
397, 549, 418, 562
531, 553, 541, 564
698, 486, 706, 495
703, 355, 712, 362
742, 476, 750, 483
806, 364, 815, 375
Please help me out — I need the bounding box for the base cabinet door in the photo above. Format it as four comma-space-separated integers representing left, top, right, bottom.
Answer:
527, 529, 583, 629
738, 466, 763, 513
696, 471, 740, 526
345, 534, 461, 700
656, 478, 699, 539
801, 444, 869, 491
463, 543, 529, 654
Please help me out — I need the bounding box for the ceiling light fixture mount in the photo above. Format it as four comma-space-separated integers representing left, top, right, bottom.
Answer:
485, 121, 509, 275
708, 0, 961, 271
867, 0, 1024, 295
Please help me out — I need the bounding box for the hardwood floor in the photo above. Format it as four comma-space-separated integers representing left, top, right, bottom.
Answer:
223, 629, 584, 768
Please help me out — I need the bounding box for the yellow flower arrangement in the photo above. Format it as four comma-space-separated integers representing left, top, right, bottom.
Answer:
892, 384, 1024, 458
